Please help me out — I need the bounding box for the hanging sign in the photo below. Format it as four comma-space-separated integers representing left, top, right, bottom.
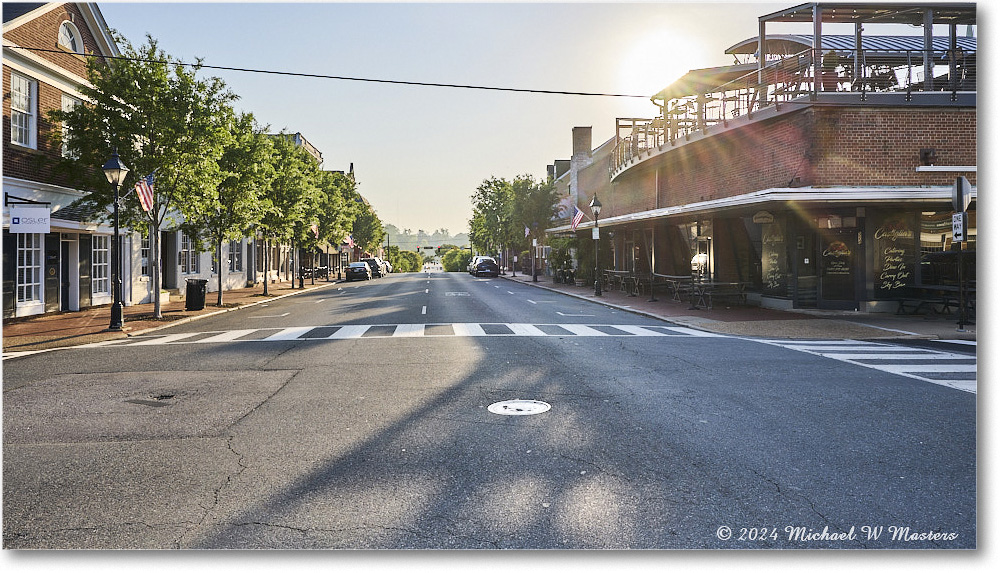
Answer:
752, 211, 775, 224
8, 206, 50, 233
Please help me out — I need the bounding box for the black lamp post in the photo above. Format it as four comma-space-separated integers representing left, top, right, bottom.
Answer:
590, 194, 602, 296
102, 150, 129, 331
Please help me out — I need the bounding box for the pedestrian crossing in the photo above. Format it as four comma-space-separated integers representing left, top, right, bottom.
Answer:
81, 322, 724, 348
756, 339, 977, 393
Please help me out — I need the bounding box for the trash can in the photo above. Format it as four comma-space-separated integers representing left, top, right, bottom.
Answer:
185, 278, 208, 311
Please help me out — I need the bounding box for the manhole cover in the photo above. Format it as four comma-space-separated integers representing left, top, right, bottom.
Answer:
488, 400, 551, 416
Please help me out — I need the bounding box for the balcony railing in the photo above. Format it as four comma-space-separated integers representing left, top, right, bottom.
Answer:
612, 47, 976, 176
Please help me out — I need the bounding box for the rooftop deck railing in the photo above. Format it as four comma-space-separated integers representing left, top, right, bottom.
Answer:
612, 47, 975, 176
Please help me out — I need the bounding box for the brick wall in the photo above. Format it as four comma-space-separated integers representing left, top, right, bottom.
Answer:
4, 4, 97, 78
603, 104, 977, 219
3, 4, 107, 189
811, 107, 977, 186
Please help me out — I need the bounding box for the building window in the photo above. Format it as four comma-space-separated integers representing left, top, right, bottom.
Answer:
92, 235, 110, 295
141, 235, 150, 276
229, 240, 243, 272
61, 94, 81, 158
179, 233, 200, 274
58, 21, 81, 52
10, 73, 37, 148
16, 233, 43, 303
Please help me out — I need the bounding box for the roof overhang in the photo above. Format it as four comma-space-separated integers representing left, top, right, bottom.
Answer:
546, 185, 975, 232
759, 3, 976, 26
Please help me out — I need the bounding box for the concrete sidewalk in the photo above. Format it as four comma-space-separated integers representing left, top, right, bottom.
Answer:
500, 271, 976, 342
1, 278, 340, 356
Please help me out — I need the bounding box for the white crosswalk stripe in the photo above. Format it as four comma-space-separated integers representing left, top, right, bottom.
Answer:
756, 339, 977, 393
98, 323, 722, 348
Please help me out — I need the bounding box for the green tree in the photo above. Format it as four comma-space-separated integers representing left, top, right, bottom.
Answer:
469, 176, 515, 257
314, 170, 358, 278
442, 248, 472, 272
50, 34, 237, 318
180, 112, 275, 305
258, 132, 321, 295
350, 195, 385, 256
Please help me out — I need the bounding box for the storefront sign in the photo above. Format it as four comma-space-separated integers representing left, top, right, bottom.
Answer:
874, 216, 916, 294
752, 211, 775, 224
8, 206, 50, 233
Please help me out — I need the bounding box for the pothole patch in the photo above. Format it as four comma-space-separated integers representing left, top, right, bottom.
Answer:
488, 400, 551, 416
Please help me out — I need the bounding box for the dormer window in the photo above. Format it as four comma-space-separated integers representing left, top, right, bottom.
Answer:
58, 21, 80, 52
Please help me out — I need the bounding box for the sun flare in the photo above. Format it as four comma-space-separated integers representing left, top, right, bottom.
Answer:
618, 28, 707, 97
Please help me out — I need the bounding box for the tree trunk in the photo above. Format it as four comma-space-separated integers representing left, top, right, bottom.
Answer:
151, 221, 162, 319
263, 238, 269, 296
216, 239, 224, 306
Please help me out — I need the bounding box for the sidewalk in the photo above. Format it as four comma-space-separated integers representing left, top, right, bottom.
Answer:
500, 271, 976, 342
1, 278, 339, 356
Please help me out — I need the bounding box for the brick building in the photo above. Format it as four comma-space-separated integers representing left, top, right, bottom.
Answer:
3, 2, 121, 318
549, 2, 976, 313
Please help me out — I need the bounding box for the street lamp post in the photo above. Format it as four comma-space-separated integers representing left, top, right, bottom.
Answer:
102, 150, 129, 331
590, 194, 602, 296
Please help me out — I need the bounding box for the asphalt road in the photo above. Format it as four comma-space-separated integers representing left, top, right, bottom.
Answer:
2, 270, 977, 549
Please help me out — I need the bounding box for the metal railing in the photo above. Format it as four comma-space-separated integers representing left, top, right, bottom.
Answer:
612, 47, 975, 175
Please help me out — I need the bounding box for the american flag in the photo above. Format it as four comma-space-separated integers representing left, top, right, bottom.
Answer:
135, 174, 154, 212
345, 234, 355, 248
570, 206, 585, 231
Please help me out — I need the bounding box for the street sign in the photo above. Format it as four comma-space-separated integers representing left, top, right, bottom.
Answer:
953, 176, 972, 212
592, 227, 600, 240
952, 212, 967, 242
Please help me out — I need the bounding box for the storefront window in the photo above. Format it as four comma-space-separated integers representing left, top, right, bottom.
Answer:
16, 233, 42, 303
918, 211, 975, 286
873, 213, 916, 297
92, 235, 110, 295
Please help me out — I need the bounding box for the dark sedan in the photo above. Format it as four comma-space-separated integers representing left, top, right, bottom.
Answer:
345, 261, 373, 281
472, 257, 500, 277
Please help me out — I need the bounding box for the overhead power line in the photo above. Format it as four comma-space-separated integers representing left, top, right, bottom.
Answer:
4, 44, 650, 99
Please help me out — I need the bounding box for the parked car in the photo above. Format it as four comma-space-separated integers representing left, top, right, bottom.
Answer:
468, 256, 487, 274
361, 258, 384, 278
472, 256, 500, 277
345, 261, 373, 281
382, 259, 393, 273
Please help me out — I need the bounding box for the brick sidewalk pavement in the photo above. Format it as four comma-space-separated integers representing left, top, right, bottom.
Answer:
1, 278, 339, 354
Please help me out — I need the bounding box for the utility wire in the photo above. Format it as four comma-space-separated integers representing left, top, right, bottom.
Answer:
4, 44, 650, 99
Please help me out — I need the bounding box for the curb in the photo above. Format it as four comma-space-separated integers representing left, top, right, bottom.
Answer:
1, 281, 344, 359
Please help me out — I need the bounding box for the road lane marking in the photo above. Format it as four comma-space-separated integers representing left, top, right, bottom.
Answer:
191, 329, 258, 343
263, 327, 316, 341
327, 325, 371, 338
452, 323, 487, 336
556, 311, 595, 317
97, 323, 726, 347
422, 306, 427, 314
558, 324, 610, 336
506, 324, 547, 336
129, 332, 203, 345
755, 339, 976, 393
251, 313, 290, 318
393, 324, 425, 337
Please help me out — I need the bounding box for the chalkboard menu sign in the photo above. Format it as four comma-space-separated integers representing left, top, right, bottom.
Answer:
874, 215, 916, 297
761, 222, 787, 296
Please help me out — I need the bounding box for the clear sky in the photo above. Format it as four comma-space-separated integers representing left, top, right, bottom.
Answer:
94, 1, 967, 236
